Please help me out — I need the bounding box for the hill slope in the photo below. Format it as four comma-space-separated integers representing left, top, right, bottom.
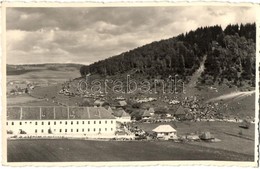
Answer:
80, 23, 256, 87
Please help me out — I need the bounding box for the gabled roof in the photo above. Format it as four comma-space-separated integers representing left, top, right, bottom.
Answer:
148, 107, 155, 113
142, 107, 155, 117
142, 109, 152, 117
107, 106, 114, 114
110, 100, 120, 107
121, 110, 131, 118
113, 108, 130, 118
119, 100, 127, 106
94, 100, 104, 106
168, 105, 179, 113
152, 125, 176, 133
175, 105, 186, 115
7, 106, 115, 120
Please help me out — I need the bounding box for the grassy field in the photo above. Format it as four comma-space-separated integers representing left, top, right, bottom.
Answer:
7, 95, 42, 105
136, 121, 255, 156
6, 64, 81, 94
6, 63, 256, 118
7, 94, 59, 106
5, 64, 256, 162
7, 139, 254, 162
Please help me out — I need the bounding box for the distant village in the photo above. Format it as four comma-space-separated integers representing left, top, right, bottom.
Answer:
6, 78, 253, 143
6, 105, 223, 143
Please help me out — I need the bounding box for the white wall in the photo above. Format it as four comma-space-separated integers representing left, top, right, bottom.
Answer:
115, 117, 131, 123
6, 119, 117, 136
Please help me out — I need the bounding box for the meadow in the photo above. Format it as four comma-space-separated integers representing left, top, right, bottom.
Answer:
6, 64, 256, 163
136, 121, 255, 156
7, 139, 254, 162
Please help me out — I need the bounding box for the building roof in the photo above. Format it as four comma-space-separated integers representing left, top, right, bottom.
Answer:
113, 108, 130, 118
107, 106, 114, 114
142, 109, 152, 117
7, 106, 115, 120
94, 100, 104, 106
148, 107, 155, 113
121, 112, 131, 118
152, 125, 176, 133
175, 105, 186, 115
118, 101, 127, 106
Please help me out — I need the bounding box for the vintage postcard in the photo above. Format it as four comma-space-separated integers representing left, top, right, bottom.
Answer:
1, 1, 259, 167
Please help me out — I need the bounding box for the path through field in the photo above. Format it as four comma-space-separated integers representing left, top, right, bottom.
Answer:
184, 55, 206, 96
208, 90, 255, 103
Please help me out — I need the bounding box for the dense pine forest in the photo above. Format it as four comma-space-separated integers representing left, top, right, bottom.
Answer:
80, 23, 256, 87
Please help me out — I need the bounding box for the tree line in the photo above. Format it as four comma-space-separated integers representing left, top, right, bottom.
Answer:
80, 23, 256, 87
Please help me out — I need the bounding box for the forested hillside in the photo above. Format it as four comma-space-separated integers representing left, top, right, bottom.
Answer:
80, 23, 256, 87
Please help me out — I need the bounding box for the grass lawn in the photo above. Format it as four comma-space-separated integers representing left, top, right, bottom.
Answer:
7, 67, 80, 83
7, 94, 59, 106
7, 139, 254, 162
7, 95, 44, 106
136, 121, 255, 156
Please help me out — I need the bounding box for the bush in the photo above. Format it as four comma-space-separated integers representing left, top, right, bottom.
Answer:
132, 103, 141, 109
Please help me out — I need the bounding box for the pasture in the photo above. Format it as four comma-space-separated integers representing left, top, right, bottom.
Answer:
7, 95, 59, 106
7, 139, 254, 162
136, 121, 255, 156
7, 95, 42, 106
6, 64, 81, 94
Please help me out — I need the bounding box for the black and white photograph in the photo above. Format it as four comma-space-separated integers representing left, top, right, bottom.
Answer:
2, 3, 259, 166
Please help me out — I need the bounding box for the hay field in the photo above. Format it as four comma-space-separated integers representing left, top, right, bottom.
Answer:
7, 139, 253, 162
137, 121, 255, 156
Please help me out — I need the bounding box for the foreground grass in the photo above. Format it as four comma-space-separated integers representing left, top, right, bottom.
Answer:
137, 121, 255, 156
8, 139, 254, 162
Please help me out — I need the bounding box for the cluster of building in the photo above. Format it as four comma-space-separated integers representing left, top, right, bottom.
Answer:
8, 81, 35, 96
6, 106, 180, 141
141, 106, 186, 122
135, 97, 157, 103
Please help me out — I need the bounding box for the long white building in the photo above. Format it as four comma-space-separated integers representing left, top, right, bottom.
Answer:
6, 106, 116, 136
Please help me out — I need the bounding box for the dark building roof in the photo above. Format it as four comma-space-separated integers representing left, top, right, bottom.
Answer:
107, 106, 114, 114
142, 109, 152, 117
174, 106, 187, 115
7, 106, 115, 120
113, 108, 130, 118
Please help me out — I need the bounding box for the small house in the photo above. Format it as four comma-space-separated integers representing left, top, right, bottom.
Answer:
142, 109, 152, 122
152, 125, 177, 140
94, 100, 105, 107
174, 106, 187, 121
107, 106, 114, 114
119, 100, 127, 107
148, 107, 155, 116
113, 108, 131, 123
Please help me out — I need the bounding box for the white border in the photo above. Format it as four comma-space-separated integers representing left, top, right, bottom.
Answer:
1, 0, 259, 168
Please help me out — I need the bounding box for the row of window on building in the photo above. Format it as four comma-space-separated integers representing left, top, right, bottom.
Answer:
33, 128, 114, 133
7, 120, 114, 126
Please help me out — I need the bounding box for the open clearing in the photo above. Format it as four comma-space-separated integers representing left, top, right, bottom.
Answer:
137, 121, 255, 156
6, 64, 81, 94
7, 95, 59, 106
7, 139, 253, 162
7, 95, 42, 106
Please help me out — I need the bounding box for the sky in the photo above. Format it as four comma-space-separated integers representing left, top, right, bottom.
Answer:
6, 6, 256, 65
